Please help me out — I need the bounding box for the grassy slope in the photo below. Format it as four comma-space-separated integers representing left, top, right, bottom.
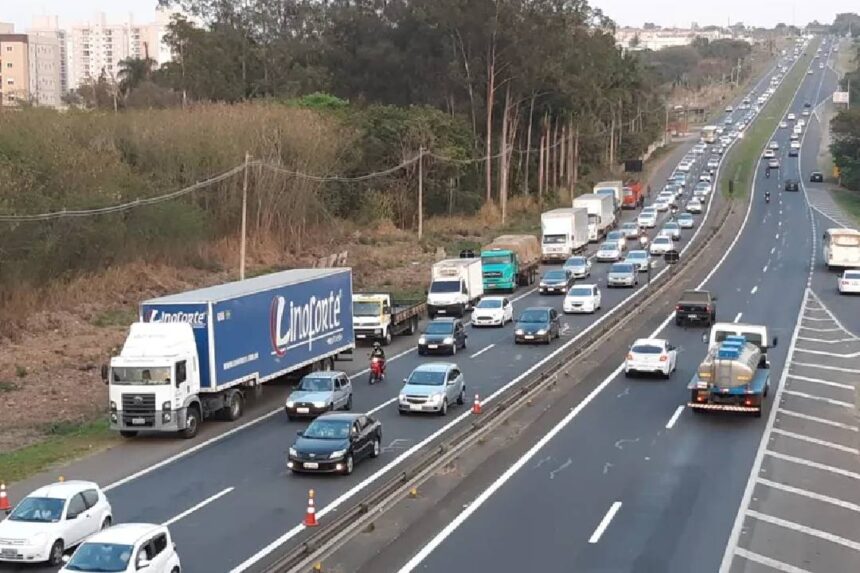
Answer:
721, 40, 819, 198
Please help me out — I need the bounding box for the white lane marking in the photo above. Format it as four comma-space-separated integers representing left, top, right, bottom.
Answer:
733, 312, 743, 323
588, 501, 623, 544
763, 265, 769, 273
778, 408, 858, 431
797, 336, 860, 344
800, 327, 842, 332
776, 233, 780, 239
770, 427, 859, 454
801, 316, 835, 321
746, 509, 860, 552
770, 247, 776, 255
795, 348, 860, 359
735, 547, 815, 573
766, 450, 860, 481
758, 478, 860, 513
162, 487, 234, 527
367, 397, 398, 415
750, 286, 758, 295
469, 344, 496, 359
787, 374, 854, 391
665, 405, 685, 430
791, 362, 860, 374
783, 389, 854, 409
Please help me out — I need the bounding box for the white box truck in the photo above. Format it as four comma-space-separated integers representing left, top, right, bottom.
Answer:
540, 208, 589, 262
427, 258, 484, 318
593, 180, 624, 214
573, 193, 616, 242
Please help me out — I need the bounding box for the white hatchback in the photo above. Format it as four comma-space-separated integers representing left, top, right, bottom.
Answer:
625, 338, 678, 378
0, 481, 113, 566
563, 284, 601, 314
60, 524, 181, 573
686, 198, 704, 213
838, 270, 860, 294
471, 296, 513, 327
637, 211, 658, 228
649, 236, 673, 255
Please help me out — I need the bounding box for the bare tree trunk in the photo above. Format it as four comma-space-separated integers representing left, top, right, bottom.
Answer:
523, 92, 536, 196
553, 118, 560, 192
485, 45, 496, 204
499, 85, 510, 223
572, 125, 580, 197
560, 122, 567, 185
538, 133, 545, 201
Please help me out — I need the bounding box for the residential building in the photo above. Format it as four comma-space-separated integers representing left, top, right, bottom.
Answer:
0, 30, 30, 107
29, 15, 68, 95
615, 26, 750, 52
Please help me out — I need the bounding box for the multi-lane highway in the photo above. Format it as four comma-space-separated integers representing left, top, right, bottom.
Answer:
5, 36, 858, 573
317, 36, 860, 573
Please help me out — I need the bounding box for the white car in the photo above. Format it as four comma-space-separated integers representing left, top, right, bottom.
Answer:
638, 211, 658, 228
657, 192, 677, 208
802, 109, 810, 117
563, 284, 601, 314
768, 141, 779, 150
471, 296, 513, 327
676, 162, 692, 173
677, 213, 695, 229
699, 173, 712, 183
779, 121, 789, 128
563, 255, 592, 278
694, 182, 712, 195
649, 236, 673, 255
787, 113, 796, 121
605, 231, 628, 252
838, 270, 860, 294
707, 157, 720, 170
661, 222, 682, 241
620, 222, 641, 239
624, 250, 651, 272
0, 481, 113, 566
686, 198, 704, 213
790, 140, 801, 150
789, 132, 799, 141
625, 338, 678, 378
60, 524, 181, 573
596, 241, 623, 262
725, 105, 733, 112
654, 198, 670, 212
763, 149, 775, 159
797, 118, 806, 127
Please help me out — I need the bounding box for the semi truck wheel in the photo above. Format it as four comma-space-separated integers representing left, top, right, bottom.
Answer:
182, 406, 200, 439
383, 329, 392, 346
225, 392, 243, 421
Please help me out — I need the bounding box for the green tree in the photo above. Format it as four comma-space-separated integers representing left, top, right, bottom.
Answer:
831, 108, 860, 190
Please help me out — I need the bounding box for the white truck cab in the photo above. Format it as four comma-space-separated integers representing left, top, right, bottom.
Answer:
706, 322, 778, 366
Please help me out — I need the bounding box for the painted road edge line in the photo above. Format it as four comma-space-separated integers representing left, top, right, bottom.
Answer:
588, 501, 623, 544
665, 405, 685, 429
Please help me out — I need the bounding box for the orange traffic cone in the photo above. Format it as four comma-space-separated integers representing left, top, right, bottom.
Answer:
0, 482, 11, 514
303, 489, 318, 527
472, 394, 482, 415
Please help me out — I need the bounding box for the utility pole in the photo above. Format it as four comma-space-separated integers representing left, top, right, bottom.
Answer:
239, 152, 250, 280
418, 146, 424, 240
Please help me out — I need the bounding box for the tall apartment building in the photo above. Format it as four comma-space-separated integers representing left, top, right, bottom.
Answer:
29, 15, 68, 96
0, 27, 30, 107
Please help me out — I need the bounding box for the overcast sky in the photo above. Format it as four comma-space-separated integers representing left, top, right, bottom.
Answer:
2, 0, 856, 30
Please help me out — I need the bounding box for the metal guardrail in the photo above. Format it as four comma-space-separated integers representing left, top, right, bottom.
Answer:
261, 197, 738, 573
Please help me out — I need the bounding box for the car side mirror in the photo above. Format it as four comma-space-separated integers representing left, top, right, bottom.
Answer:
403, 378, 409, 383
137, 557, 151, 569
101, 363, 109, 384
711, 295, 718, 301
61, 555, 71, 564
772, 336, 779, 347
296, 431, 303, 437
702, 331, 709, 344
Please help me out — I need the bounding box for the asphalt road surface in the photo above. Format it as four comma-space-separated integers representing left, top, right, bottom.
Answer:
373, 38, 860, 573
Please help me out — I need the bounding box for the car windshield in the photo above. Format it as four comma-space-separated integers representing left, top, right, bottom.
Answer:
425, 321, 454, 335
477, 298, 502, 309
607, 232, 623, 240
665, 223, 679, 230
543, 271, 567, 281
655, 237, 671, 245
632, 344, 663, 354
564, 257, 586, 267
111, 366, 171, 386
429, 281, 459, 294
610, 263, 634, 273
679, 214, 693, 221
600, 242, 618, 250
407, 369, 446, 386
542, 234, 566, 244
298, 377, 334, 392
352, 301, 380, 317
519, 309, 549, 323
627, 251, 647, 259
64, 543, 134, 573
303, 419, 351, 440
568, 287, 593, 297
622, 223, 637, 230
8, 496, 65, 523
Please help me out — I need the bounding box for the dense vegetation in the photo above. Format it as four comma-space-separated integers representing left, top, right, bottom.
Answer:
1, 0, 765, 298
831, 40, 860, 191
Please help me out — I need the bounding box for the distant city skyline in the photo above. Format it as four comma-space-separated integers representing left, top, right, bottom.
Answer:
4, 0, 858, 31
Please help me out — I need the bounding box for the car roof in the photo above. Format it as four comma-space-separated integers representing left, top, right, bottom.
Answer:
429, 317, 457, 323
480, 295, 506, 301
568, 283, 597, 290
302, 370, 345, 379
28, 480, 99, 499
632, 338, 666, 346
83, 523, 165, 545
412, 362, 456, 373
522, 306, 552, 312
315, 412, 362, 422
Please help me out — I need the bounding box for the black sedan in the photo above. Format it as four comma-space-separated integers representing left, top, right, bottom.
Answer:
418, 317, 467, 355
287, 412, 381, 475
514, 307, 561, 344
539, 269, 574, 294
784, 179, 799, 192
809, 171, 824, 183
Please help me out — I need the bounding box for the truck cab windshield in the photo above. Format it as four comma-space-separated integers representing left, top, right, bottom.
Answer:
111, 366, 171, 386
542, 235, 566, 244
482, 254, 511, 265
429, 281, 460, 294
714, 330, 764, 348
352, 301, 381, 317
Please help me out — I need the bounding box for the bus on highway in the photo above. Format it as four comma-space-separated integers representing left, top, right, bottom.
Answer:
823, 228, 860, 269
701, 125, 718, 144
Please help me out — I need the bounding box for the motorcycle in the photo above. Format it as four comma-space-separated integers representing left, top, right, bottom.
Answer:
765, 192, 770, 203
369, 356, 385, 385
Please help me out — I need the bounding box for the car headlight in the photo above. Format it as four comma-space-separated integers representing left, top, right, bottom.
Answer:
515, 329, 524, 335
312, 401, 326, 408
428, 393, 443, 404
286, 400, 295, 408
289, 447, 297, 457
330, 449, 348, 459
399, 394, 408, 403
443, 337, 455, 345
419, 336, 426, 344
537, 329, 547, 335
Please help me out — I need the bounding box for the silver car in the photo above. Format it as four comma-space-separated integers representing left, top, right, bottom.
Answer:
398, 363, 465, 416
563, 255, 591, 278
286, 371, 353, 420
607, 262, 638, 288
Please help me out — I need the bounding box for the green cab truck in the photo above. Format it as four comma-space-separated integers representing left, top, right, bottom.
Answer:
481, 234, 541, 292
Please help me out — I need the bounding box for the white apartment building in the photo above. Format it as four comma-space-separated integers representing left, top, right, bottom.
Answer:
29, 15, 68, 96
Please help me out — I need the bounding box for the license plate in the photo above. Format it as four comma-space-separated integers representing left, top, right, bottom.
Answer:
525, 335, 535, 340
428, 344, 438, 349
297, 407, 309, 414
688, 314, 697, 319
356, 334, 367, 339
131, 417, 145, 425
438, 310, 447, 314
303, 462, 319, 469
410, 404, 424, 411
1, 549, 18, 557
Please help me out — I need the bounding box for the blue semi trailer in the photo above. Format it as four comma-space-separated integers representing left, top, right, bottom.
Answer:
105, 268, 355, 438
